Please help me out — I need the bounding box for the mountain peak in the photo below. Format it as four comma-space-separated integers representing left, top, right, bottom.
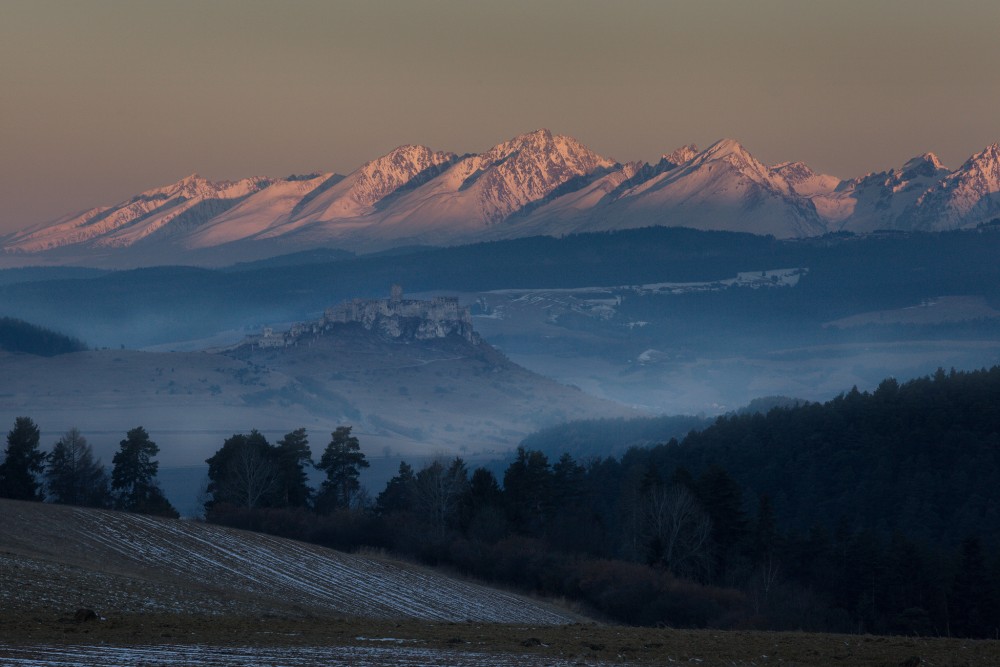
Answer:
663, 144, 699, 166
703, 138, 750, 158
963, 143, 1000, 169
901, 152, 947, 178
772, 161, 815, 178
350, 144, 458, 208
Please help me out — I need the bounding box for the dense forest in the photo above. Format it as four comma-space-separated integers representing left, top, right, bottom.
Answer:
194, 366, 1000, 637
6, 366, 1000, 635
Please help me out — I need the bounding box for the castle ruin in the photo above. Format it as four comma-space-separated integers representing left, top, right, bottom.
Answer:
250, 285, 477, 349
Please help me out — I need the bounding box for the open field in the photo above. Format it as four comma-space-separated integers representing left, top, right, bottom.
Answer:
2, 613, 999, 666
0, 500, 573, 623
2, 500, 999, 665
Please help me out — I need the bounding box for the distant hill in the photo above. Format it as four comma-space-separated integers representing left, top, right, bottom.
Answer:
5, 225, 1000, 351
0, 305, 633, 468
519, 414, 710, 461
623, 366, 1000, 546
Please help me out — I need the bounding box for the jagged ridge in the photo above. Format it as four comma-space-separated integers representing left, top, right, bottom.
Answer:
5, 132, 1000, 263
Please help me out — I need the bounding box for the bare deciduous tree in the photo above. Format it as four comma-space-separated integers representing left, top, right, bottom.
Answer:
643, 484, 713, 580
411, 458, 469, 536
46, 427, 110, 507
221, 444, 280, 510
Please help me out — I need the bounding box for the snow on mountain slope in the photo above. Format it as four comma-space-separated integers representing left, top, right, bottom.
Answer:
362, 129, 617, 241
662, 144, 699, 166
7, 133, 1000, 265
5, 174, 274, 252
770, 161, 846, 221
183, 173, 336, 247
824, 152, 951, 232
905, 143, 1000, 230
593, 139, 828, 238
772, 161, 841, 197
285, 144, 459, 225
495, 162, 645, 235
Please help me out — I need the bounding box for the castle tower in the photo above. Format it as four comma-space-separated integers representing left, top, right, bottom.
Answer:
390, 284, 403, 303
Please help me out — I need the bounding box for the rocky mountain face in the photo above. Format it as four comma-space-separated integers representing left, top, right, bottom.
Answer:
4, 131, 1000, 265
905, 143, 1000, 231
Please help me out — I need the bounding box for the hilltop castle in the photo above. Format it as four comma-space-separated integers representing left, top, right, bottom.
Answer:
251, 285, 477, 348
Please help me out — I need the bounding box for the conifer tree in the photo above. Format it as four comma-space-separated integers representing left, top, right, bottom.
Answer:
316, 426, 369, 512
275, 427, 313, 508
0, 417, 46, 501
111, 426, 177, 517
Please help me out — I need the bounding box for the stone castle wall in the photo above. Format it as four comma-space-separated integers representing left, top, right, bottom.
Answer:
250, 287, 476, 349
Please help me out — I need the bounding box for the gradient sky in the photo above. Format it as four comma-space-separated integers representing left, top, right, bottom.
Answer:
2, 0, 999, 233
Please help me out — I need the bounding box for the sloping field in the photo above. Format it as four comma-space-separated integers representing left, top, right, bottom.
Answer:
0, 499, 573, 624
5, 500, 1000, 666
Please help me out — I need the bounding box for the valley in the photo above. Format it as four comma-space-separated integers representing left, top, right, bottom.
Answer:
0, 315, 631, 472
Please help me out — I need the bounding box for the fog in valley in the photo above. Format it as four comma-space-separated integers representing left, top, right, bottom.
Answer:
4, 228, 1000, 516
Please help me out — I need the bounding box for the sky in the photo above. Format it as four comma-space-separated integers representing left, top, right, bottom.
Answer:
1, 0, 999, 234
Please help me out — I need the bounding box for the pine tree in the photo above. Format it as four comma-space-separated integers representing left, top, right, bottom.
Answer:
316, 426, 369, 512
111, 426, 177, 517
275, 428, 313, 508
0, 417, 46, 501
503, 447, 552, 536
376, 461, 415, 515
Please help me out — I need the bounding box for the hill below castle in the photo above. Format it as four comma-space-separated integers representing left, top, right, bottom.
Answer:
0, 291, 634, 475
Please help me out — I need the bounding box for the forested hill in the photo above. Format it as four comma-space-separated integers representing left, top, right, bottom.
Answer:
519, 414, 710, 460
0, 317, 86, 356
627, 366, 1000, 546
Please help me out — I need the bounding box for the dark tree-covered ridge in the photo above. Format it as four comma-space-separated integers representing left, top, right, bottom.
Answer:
632, 366, 1000, 546
0, 316, 86, 356
198, 365, 1000, 637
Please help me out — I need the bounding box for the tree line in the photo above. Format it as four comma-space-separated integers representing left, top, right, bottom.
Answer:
7, 366, 1000, 636
0, 417, 176, 517
203, 367, 1000, 637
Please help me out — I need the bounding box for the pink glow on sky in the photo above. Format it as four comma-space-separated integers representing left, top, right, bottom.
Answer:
1, 0, 999, 233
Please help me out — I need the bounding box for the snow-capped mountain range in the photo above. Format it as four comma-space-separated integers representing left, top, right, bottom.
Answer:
5, 128, 1000, 265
